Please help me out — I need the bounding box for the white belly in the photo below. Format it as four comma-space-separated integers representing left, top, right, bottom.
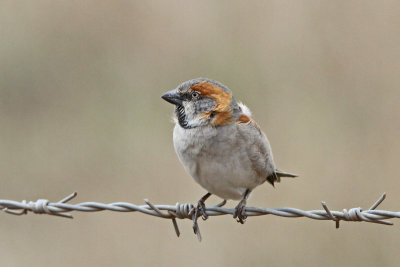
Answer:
173, 124, 265, 200
191, 158, 263, 200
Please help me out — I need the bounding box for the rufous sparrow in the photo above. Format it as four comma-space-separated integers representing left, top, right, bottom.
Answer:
162, 78, 297, 232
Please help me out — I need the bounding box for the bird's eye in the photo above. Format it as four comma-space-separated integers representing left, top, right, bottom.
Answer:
192, 91, 200, 98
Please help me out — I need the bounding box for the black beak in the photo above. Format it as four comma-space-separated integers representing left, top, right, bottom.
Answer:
161, 89, 183, 106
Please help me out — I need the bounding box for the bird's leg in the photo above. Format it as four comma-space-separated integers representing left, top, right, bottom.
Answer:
233, 189, 251, 224
216, 199, 227, 207
194, 192, 211, 221
192, 192, 211, 237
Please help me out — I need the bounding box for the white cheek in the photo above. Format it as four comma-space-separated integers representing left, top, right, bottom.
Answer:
186, 116, 204, 127
183, 102, 206, 127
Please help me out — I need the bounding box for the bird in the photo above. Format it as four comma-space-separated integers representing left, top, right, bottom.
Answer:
161, 78, 297, 232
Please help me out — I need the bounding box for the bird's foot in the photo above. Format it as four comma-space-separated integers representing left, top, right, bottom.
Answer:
191, 193, 211, 241
192, 199, 207, 235
233, 198, 248, 224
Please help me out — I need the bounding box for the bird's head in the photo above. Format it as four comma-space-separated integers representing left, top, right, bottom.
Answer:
161, 78, 241, 129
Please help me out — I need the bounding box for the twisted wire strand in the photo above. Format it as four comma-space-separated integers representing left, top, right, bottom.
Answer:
1, 192, 399, 240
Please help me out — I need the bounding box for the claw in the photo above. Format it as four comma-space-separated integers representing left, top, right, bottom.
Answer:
233, 189, 251, 224
233, 198, 247, 224
191, 193, 212, 241
194, 197, 209, 218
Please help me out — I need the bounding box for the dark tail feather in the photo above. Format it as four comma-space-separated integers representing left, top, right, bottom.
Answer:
275, 169, 298, 178
266, 169, 298, 187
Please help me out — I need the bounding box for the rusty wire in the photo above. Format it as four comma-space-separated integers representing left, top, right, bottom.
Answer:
1, 192, 399, 241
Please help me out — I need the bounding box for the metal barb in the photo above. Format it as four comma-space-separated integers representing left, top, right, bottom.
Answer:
369, 193, 386, 210
144, 199, 169, 218
321, 201, 340, 228
168, 211, 181, 237
191, 212, 202, 242
59, 192, 78, 204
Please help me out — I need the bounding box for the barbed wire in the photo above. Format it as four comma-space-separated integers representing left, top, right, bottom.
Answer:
1, 192, 399, 241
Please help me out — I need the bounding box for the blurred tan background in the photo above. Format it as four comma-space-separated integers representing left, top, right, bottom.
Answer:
1, 1, 399, 266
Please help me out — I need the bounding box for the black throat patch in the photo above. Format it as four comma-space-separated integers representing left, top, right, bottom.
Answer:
175, 105, 192, 129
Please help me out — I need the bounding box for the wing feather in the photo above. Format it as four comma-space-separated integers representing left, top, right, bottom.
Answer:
236, 104, 297, 187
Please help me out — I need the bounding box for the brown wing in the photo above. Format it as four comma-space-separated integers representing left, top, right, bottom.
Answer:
237, 115, 298, 186
236, 115, 276, 185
